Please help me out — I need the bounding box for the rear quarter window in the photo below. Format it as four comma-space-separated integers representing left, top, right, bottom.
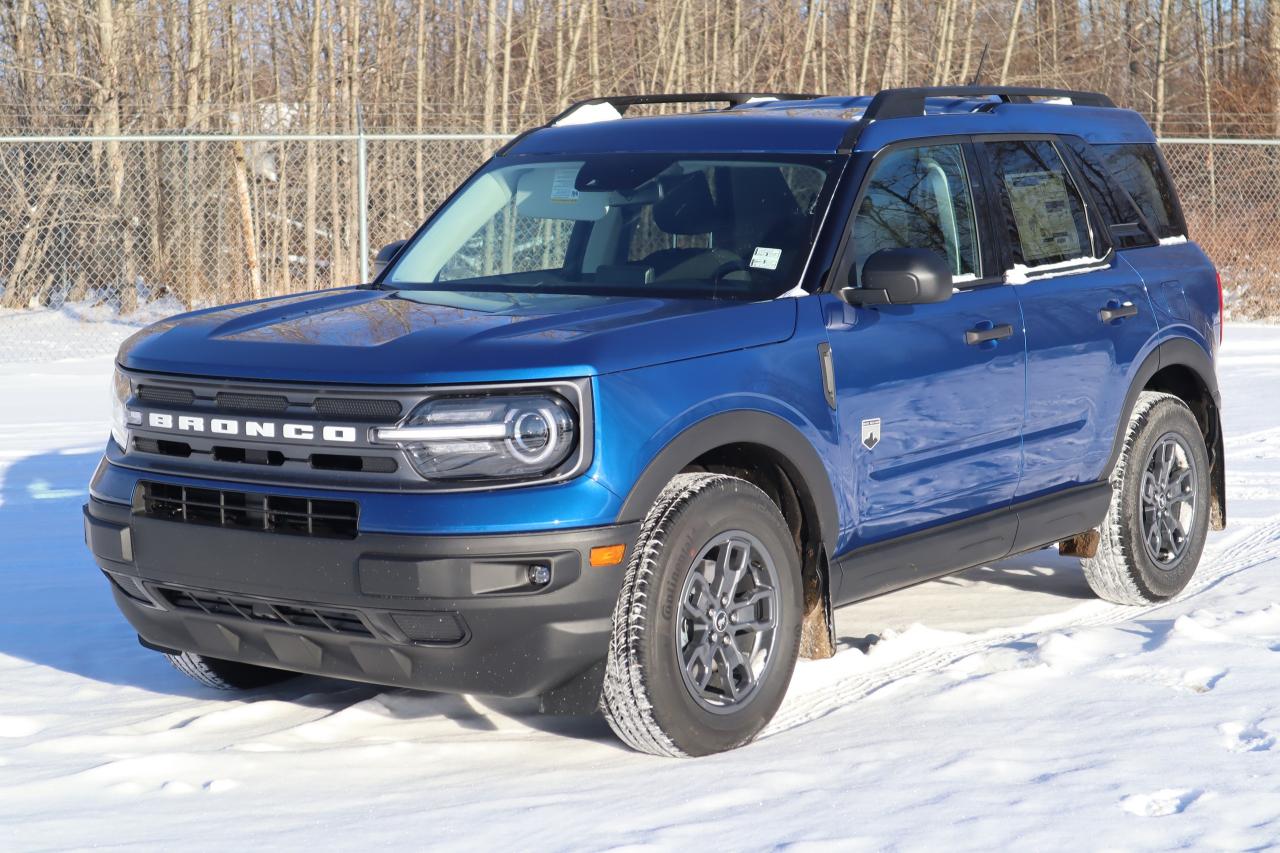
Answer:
1061, 138, 1158, 250
1094, 143, 1186, 240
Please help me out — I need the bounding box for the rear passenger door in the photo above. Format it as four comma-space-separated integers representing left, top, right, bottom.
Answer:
977, 137, 1159, 497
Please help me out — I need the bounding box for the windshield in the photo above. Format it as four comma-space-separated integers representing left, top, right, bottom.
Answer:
383, 153, 838, 300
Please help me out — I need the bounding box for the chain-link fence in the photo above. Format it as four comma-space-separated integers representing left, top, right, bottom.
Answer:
0, 133, 1276, 363
1160, 139, 1280, 320
0, 132, 507, 361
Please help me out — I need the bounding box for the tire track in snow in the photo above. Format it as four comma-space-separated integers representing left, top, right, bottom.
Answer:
765, 517, 1280, 737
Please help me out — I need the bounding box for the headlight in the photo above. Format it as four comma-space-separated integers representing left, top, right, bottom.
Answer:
109, 368, 140, 449
374, 393, 578, 481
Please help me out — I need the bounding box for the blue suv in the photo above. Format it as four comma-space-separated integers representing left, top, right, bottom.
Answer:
86, 87, 1224, 756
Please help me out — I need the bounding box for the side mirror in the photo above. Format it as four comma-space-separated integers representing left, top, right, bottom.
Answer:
839, 248, 954, 306
372, 240, 408, 279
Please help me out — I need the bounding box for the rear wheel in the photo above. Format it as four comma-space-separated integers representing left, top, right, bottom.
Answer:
1082, 392, 1211, 604
601, 473, 802, 757
166, 651, 295, 690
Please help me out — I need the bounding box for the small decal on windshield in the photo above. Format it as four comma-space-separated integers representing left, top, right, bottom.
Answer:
550, 168, 581, 202
750, 247, 782, 270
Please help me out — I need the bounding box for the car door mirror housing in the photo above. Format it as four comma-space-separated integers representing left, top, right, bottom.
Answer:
372, 239, 408, 279
840, 248, 954, 306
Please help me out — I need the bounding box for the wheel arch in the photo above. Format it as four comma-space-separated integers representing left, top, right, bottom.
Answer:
1110, 337, 1225, 529
616, 410, 840, 657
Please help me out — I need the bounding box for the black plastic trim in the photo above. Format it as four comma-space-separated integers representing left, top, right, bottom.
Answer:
863, 86, 1115, 123
833, 481, 1112, 606
1104, 338, 1221, 478
616, 410, 839, 555
548, 92, 822, 125
85, 496, 640, 698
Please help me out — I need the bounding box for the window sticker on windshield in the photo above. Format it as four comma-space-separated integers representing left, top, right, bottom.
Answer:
750, 247, 782, 270
550, 168, 581, 203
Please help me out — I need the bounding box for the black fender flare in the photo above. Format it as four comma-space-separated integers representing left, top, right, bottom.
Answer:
616, 410, 840, 557
1107, 336, 1225, 526
1106, 337, 1220, 474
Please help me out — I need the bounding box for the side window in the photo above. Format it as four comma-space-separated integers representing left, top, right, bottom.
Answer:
1094, 143, 1186, 240
1061, 138, 1158, 250
986, 139, 1096, 268
851, 144, 981, 283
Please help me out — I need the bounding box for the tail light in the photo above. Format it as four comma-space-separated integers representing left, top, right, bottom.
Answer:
1216, 270, 1224, 344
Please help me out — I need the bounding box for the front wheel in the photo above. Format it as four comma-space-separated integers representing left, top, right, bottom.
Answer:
1082, 391, 1211, 605
601, 473, 803, 757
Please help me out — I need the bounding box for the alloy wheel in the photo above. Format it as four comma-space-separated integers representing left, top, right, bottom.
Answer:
675, 531, 781, 713
1139, 432, 1198, 568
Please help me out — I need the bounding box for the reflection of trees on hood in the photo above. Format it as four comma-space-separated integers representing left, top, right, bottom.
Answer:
213, 292, 540, 346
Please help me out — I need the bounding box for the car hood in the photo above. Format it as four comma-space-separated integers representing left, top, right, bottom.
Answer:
119, 287, 799, 384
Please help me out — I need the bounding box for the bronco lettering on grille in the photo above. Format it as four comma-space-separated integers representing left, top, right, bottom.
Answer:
144, 412, 358, 443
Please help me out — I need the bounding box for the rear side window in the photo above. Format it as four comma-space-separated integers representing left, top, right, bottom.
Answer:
1094, 143, 1185, 240
851, 143, 981, 282
985, 139, 1097, 268
1061, 138, 1158, 250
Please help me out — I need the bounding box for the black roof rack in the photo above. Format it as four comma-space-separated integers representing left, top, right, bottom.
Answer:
835, 85, 1117, 152
862, 85, 1115, 123
499, 86, 1118, 157
547, 92, 821, 126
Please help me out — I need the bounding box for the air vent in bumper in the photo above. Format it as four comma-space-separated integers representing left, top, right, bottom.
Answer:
139, 481, 358, 539
157, 585, 374, 638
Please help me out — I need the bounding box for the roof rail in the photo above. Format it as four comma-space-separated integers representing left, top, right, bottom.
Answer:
834, 85, 1117, 152
862, 85, 1116, 123
547, 92, 821, 127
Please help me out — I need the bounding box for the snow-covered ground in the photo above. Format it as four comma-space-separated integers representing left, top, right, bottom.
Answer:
2, 325, 1279, 850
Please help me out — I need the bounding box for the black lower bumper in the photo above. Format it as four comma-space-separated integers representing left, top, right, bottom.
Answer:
84, 496, 637, 699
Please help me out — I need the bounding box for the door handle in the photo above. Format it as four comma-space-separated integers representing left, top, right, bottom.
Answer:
1099, 301, 1139, 323
964, 323, 1014, 346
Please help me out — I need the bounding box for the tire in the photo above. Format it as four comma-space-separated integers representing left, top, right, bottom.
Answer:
1082, 391, 1212, 605
601, 473, 803, 757
166, 651, 295, 690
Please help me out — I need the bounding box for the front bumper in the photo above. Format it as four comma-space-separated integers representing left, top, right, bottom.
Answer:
85, 494, 637, 699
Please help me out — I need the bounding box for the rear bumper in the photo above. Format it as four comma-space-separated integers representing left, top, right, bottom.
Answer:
84, 495, 637, 698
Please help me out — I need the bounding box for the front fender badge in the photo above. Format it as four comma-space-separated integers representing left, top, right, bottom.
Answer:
861, 417, 881, 450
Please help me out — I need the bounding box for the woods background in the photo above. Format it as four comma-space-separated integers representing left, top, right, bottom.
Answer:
5, 0, 1280, 137
2, 0, 1280, 331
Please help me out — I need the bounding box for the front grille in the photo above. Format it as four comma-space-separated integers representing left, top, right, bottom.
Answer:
314, 397, 402, 421
157, 586, 374, 638
216, 391, 289, 415
139, 385, 195, 406
140, 482, 358, 539
309, 453, 398, 473
134, 437, 193, 458
137, 382, 402, 421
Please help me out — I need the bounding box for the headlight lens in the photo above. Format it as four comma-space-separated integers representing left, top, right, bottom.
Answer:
109, 368, 138, 449
376, 393, 578, 481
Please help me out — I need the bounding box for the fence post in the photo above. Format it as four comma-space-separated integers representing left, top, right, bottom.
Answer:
356, 105, 370, 282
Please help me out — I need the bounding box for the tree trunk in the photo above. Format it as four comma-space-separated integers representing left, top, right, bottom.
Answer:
228, 113, 263, 301
304, 1, 322, 292
1271, 0, 1280, 138
94, 0, 137, 313
483, 0, 499, 133
1154, 0, 1174, 136
881, 0, 903, 88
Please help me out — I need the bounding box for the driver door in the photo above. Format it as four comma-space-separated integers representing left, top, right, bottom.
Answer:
822, 141, 1026, 550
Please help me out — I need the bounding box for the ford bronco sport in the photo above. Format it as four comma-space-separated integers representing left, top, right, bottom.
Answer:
86, 87, 1224, 756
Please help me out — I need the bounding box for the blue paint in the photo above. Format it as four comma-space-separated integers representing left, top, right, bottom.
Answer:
100, 93, 1221, 571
